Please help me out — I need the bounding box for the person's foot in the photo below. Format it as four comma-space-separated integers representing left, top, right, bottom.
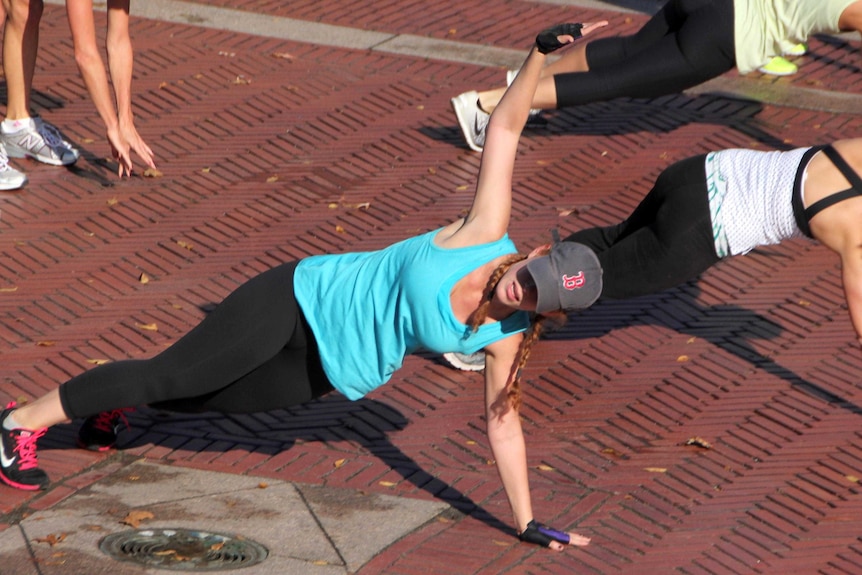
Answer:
1, 117, 79, 166
758, 56, 798, 76
442, 351, 486, 371
77, 408, 132, 452
783, 43, 807, 57
0, 143, 27, 191
0, 402, 49, 491
451, 91, 489, 152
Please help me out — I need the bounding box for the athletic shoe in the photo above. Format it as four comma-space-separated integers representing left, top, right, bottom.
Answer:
0, 143, 27, 191
451, 91, 489, 152
1, 117, 79, 166
0, 402, 49, 491
506, 70, 542, 117
442, 351, 486, 371
77, 408, 132, 452
783, 43, 807, 57
758, 56, 798, 76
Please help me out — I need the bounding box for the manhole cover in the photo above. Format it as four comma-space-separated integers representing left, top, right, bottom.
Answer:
100, 528, 268, 571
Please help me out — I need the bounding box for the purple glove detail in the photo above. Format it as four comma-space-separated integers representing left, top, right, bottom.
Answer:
535, 23, 584, 54
518, 519, 570, 547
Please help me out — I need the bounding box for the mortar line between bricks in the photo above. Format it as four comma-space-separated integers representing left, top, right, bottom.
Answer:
43, 0, 861, 115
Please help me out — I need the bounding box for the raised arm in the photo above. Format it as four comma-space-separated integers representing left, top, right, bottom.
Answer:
438, 24, 604, 249
483, 333, 591, 550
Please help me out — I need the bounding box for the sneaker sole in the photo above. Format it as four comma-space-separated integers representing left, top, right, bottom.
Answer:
5, 145, 77, 166
0, 470, 47, 491
450, 96, 485, 153
76, 437, 116, 452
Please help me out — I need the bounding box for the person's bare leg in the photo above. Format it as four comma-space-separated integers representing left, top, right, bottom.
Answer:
3, 0, 42, 121
7, 389, 70, 430
476, 43, 590, 113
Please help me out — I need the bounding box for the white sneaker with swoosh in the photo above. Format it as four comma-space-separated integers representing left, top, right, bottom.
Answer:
451, 91, 489, 152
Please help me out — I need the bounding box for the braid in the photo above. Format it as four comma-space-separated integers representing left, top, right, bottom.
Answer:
466, 252, 566, 411
467, 254, 526, 332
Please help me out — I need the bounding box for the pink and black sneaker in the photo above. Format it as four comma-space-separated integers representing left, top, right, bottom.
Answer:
0, 402, 49, 491
77, 408, 132, 452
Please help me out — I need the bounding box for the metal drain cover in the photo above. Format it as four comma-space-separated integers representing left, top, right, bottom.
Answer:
100, 528, 268, 571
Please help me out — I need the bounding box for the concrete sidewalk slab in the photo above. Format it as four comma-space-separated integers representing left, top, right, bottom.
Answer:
0, 461, 449, 574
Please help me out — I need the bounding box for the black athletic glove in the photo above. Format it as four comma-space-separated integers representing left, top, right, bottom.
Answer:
535, 23, 584, 54
518, 519, 571, 547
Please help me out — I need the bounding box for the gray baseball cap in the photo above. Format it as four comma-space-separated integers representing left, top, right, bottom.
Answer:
524, 242, 602, 314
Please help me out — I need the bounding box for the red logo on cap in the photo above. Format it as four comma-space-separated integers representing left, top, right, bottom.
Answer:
562, 272, 585, 291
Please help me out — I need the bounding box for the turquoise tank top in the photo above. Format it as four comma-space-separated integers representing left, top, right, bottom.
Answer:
294, 228, 530, 400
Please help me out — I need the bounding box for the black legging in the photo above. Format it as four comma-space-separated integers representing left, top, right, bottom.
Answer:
555, 0, 736, 107
564, 154, 720, 299
59, 261, 333, 418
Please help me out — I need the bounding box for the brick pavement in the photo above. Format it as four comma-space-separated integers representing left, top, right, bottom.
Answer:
1, 1, 861, 573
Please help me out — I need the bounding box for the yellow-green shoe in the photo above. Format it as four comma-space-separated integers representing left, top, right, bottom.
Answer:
783, 43, 807, 57
758, 56, 798, 76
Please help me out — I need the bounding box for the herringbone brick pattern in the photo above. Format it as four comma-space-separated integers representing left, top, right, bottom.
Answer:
1, 2, 861, 574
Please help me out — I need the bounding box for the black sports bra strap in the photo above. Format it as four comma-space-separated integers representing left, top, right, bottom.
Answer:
823, 145, 862, 190
803, 145, 862, 222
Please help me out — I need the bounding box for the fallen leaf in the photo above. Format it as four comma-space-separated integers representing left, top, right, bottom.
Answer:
159, 81, 168, 89
558, 208, 579, 217
218, 51, 236, 57
492, 539, 509, 546
686, 337, 697, 344
210, 542, 225, 551
266, 175, 279, 183
328, 203, 339, 209
121, 510, 154, 528
81, 138, 94, 144
536, 464, 555, 471
335, 225, 346, 234
465, 440, 476, 445
428, 168, 436, 175
233, 75, 252, 85
136, 323, 159, 332
36, 341, 55, 347
416, 105, 425, 110
798, 300, 811, 307
379, 481, 396, 487
201, 167, 211, 173
333, 459, 346, 469
644, 467, 667, 473
271, 52, 294, 60
106, 197, 119, 206
139, 272, 150, 284
847, 475, 860, 483
143, 167, 163, 178
0, 286, 18, 292
176, 241, 194, 250
34, 533, 66, 546
456, 185, 469, 191
88, 359, 110, 365
677, 355, 689, 362
685, 437, 712, 449
257, 482, 268, 489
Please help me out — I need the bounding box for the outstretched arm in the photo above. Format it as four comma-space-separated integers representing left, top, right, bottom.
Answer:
483, 334, 591, 550
107, 0, 155, 172
66, 0, 154, 177
438, 24, 601, 249
840, 242, 862, 348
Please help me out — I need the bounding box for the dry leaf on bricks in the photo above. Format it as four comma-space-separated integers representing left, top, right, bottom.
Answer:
121, 510, 154, 528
